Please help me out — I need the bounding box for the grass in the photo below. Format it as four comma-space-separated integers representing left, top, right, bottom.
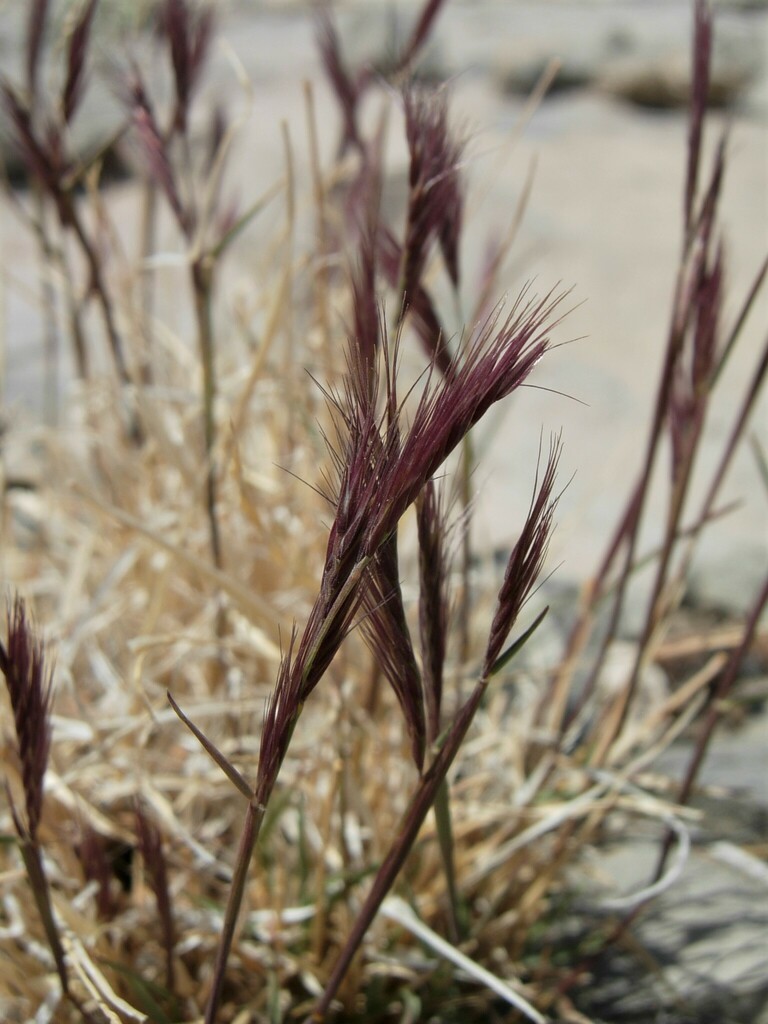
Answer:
0, 1, 766, 1022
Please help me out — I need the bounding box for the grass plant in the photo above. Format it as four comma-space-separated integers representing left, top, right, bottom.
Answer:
0, 1, 765, 1022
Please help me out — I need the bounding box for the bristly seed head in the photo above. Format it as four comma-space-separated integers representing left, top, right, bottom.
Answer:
402, 85, 464, 298
61, 0, 98, 125
361, 534, 426, 771
158, 0, 215, 135
483, 435, 562, 678
0, 595, 54, 841
417, 477, 452, 744
316, 7, 368, 157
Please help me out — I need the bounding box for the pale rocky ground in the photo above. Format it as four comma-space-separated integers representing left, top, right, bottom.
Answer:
1, 3, 766, 1022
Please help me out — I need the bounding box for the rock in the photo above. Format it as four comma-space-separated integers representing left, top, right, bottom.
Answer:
715, 0, 768, 10
598, 48, 756, 109
655, 704, 768, 806
494, 50, 599, 97
574, 835, 768, 1023
333, 5, 448, 84
486, 2, 766, 110
688, 539, 768, 620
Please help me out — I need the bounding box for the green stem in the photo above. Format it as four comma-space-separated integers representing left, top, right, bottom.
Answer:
191, 256, 222, 575
432, 779, 463, 942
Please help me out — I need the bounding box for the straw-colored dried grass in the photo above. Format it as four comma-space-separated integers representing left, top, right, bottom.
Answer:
0, 173, 600, 1022
0, 283, 702, 1024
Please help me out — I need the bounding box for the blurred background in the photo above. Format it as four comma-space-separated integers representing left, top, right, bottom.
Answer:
1, 0, 765, 605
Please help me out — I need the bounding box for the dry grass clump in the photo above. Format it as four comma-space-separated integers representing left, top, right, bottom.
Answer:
1, 2, 766, 1023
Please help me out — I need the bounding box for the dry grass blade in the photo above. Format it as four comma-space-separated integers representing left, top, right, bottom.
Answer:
382, 896, 547, 1024
135, 803, 176, 994
65, 934, 148, 1023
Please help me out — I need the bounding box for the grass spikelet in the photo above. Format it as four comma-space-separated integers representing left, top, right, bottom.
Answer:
1, 596, 53, 841
401, 85, 464, 301
158, 0, 215, 134
1, 595, 71, 1000
417, 477, 451, 744
61, 0, 98, 125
